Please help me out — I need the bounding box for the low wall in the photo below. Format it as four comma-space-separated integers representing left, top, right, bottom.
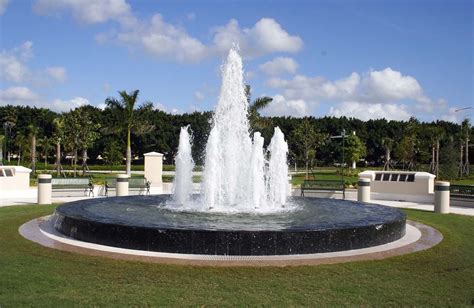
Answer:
0, 166, 32, 191
359, 170, 436, 203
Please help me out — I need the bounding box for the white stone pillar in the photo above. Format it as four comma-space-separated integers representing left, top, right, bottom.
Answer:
38, 174, 52, 205
357, 178, 370, 202
116, 174, 129, 196
434, 181, 450, 214
144, 151, 163, 194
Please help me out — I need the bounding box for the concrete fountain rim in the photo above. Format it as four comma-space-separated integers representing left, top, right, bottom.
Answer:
19, 216, 442, 267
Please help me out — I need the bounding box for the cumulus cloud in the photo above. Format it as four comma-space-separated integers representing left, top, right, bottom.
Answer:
51, 96, 89, 112
259, 57, 298, 76
34, 0, 132, 24
0, 42, 33, 83
328, 101, 411, 121
0, 41, 68, 85
261, 94, 310, 117
266, 67, 448, 119
211, 18, 303, 59
0, 86, 92, 113
0, 86, 40, 105
45, 66, 67, 82
34, 1, 303, 62
0, 0, 9, 15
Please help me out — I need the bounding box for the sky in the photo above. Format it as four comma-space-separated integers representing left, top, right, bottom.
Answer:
0, 0, 472, 122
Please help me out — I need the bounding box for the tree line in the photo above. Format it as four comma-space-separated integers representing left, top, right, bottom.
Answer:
0, 91, 472, 180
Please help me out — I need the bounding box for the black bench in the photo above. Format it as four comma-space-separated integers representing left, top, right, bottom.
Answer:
301, 179, 345, 199
450, 184, 474, 199
105, 177, 151, 196
51, 178, 94, 197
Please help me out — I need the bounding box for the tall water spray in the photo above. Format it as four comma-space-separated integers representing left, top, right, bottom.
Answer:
200, 47, 290, 212
201, 47, 252, 210
267, 127, 289, 207
172, 126, 195, 204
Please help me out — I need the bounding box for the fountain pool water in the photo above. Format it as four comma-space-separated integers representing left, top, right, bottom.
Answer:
51, 47, 406, 256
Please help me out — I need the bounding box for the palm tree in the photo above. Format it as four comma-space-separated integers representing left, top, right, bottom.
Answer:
461, 118, 471, 175
28, 124, 39, 173
0, 134, 4, 164
245, 85, 273, 132
52, 117, 65, 176
106, 90, 140, 176
40, 136, 53, 167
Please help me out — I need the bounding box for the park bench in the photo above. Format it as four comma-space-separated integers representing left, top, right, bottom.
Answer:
301, 179, 345, 199
51, 177, 94, 197
105, 177, 151, 196
450, 184, 474, 199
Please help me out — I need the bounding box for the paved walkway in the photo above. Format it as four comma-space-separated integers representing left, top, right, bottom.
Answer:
1, 186, 473, 216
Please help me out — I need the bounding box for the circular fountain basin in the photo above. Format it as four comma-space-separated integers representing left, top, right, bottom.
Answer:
51, 195, 406, 256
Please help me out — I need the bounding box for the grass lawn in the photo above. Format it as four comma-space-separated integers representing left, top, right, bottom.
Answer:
0, 205, 473, 306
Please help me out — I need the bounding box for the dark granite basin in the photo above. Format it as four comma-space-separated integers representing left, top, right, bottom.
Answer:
51, 195, 406, 255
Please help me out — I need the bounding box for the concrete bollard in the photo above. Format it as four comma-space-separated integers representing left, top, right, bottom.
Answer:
434, 181, 450, 214
357, 178, 371, 202
116, 174, 129, 196
37, 174, 52, 205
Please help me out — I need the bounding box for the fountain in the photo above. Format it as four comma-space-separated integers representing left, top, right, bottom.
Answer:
51, 47, 406, 256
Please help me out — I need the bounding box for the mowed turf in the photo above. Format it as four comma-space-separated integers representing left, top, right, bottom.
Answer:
0, 204, 473, 306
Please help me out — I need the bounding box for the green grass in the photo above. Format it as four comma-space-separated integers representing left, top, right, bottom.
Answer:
291, 170, 359, 186
0, 205, 473, 306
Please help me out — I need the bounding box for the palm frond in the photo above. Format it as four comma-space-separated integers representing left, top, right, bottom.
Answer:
250, 96, 273, 113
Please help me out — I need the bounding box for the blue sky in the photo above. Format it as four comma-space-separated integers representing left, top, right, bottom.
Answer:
0, 0, 472, 122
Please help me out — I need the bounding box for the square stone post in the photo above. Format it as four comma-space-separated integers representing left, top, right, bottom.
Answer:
144, 151, 163, 194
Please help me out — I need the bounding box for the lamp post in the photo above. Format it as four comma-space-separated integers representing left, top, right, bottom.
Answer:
331, 129, 346, 184
3, 122, 14, 163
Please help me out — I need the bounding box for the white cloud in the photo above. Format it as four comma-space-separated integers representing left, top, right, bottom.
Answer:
37, 0, 303, 63
267, 72, 360, 101
0, 52, 30, 83
0, 0, 9, 15
261, 94, 310, 117
0, 41, 68, 85
33, 0, 132, 24
266, 67, 449, 119
360, 68, 428, 104
328, 101, 411, 121
0, 86, 92, 112
114, 13, 208, 63
46, 66, 67, 82
51, 97, 89, 112
0, 87, 40, 105
259, 57, 298, 76
194, 91, 205, 101
212, 18, 303, 59
0, 42, 33, 83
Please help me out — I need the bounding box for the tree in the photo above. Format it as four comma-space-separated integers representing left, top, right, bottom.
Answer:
40, 136, 53, 166
63, 108, 100, 176
381, 137, 394, 170
27, 124, 39, 173
292, 119, 327, 179
460, 118, 471, 175
103, 141, 123, 172
245, 85, 273, 133
52, 117, 65, 176
440, 136, 458, 180
14, 133, 28, 166
395, 135, 415, 170
105, 90, 143, 175
0, 134, 4, 164
345, 133, 366, 169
